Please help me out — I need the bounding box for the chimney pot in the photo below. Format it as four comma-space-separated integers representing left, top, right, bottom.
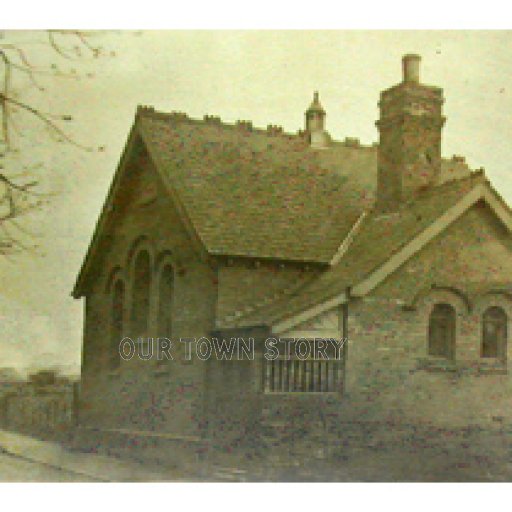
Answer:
402, 54, 421, 83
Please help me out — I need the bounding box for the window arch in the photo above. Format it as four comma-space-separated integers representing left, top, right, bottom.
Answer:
428, 303, 456, 359
482, 306, 507, 359
158, 263, 174, 338
110, 279, 125, 369
131, 250, 151, 338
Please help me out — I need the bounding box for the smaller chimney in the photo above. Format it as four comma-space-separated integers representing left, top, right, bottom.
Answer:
402, 54, 421, 84
305, 91, 330, 149
305, 91, 326, 132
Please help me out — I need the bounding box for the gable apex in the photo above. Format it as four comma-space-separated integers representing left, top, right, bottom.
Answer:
72, 111, 208, 298
352, 179, 512, 297
72, 115, 142, 298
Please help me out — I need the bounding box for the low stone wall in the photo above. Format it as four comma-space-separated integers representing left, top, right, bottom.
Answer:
0, 380, 77, 436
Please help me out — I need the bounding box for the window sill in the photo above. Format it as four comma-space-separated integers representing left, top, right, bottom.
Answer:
417, 358, 457, 373
477, 360, 507, 375
416, 358, 507, 375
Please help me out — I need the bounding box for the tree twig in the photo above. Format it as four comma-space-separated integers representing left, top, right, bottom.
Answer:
0, 93, 93, 151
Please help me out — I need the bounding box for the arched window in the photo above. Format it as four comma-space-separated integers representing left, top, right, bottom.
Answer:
110, 279, 125, 369
482, 307, 507, 359
158, 264, 174, 338
131, 250, 151, 338
428, 303, 456, 359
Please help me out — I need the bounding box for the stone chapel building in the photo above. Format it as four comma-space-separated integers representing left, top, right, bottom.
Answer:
73, 55, 512, 455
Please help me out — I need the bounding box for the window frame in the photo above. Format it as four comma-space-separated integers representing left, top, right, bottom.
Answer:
130, 250, 152, 339
427, 303, 456, 361
157, 263, 175, 340
110, 278, 125, 370
481, 306, 507, 362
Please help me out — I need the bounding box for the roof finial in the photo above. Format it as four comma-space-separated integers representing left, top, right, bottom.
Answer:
306, 91, 325, 115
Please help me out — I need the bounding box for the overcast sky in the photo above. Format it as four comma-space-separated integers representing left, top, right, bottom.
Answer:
1, 30, 511, 374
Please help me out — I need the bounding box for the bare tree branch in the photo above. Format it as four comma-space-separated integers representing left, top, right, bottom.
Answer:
0, 30, 114, 256
0, 93, 93, 151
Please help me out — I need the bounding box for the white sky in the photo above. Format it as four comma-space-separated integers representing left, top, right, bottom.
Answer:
1, 30, 512, 373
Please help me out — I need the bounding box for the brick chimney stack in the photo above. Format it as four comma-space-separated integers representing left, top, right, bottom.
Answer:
375, 54, 446, 212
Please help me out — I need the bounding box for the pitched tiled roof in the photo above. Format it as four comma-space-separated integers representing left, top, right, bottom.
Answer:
138, 110, 471, 265
73, 106, 476, 299
138, 113, 375, 263
223, 172, 487, 328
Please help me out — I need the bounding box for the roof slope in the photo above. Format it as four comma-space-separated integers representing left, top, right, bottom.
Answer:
138, 113, 375, 263
224, 172, 489, 328
74, 107, 474, 297
138, 110, 471, 264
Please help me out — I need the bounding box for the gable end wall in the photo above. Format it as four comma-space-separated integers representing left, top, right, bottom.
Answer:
79, 149, 217, 436
344, 204, 512, 427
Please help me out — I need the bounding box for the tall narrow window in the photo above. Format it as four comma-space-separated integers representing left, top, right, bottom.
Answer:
110, 279, 124, 369
428, 303, 455, 359
131, 250, 151, 338
482, 307, 507, 359
158, 264, 174, 338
